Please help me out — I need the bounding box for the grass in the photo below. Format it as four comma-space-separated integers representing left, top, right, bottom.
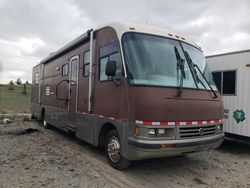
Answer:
0, 84, 31, 114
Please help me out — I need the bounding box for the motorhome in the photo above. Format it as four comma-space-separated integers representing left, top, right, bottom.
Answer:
207, 50, 250, 143
31, 23, 224, 169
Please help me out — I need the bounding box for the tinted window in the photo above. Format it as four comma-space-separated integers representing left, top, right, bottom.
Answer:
99, 52, 123, 81
223, 71, 236, 94
109, 53, 123, 80
71, 59, 78, 85
99, 41, 119, 58
212, 70, 236, 95
62, 64, 68, 76
212, 72, 222, 93
34, 73, 39, 85
83, 51, 90, 76
100, 57, 109, 81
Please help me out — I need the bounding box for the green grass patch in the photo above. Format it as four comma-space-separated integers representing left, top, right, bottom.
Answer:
0, 84, 31, 114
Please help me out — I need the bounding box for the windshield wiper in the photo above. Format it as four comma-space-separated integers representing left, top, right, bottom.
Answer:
184, 51, 218, 99
174, 46, 186, 97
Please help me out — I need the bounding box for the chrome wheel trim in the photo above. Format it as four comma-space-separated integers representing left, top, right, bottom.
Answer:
43, 119, 47, 127
107, 136, 121, 163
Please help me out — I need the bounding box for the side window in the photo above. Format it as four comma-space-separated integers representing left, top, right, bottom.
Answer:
83, 51, 90, 76
70, 59, 78, 85
34, 72, 39, 85
62, 64, 69, 76
109, 53, 123, 80
212, 70, 236, 95
99, 52, 123, 81
223, 71, 236, 95
100, 57, 109, 81
99, 41, 123, 81
212, 72, 222, 93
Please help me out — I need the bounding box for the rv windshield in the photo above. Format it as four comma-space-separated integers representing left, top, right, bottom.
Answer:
182, 43, 216, 90
122, 33, 216, 90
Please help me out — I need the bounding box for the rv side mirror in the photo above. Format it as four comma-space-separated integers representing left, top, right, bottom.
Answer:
105, 60, 116, 77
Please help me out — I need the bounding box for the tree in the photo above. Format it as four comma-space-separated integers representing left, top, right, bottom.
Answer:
8, 80, 14, 90
16, 78, 22, 85
22, 83, 27, 95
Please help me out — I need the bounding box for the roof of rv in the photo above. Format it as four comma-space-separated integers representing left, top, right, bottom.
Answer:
39, 22, 200, 65
106, 22, 200, 47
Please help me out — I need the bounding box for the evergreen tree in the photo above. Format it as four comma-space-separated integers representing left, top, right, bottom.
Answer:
8, 80, 14, 90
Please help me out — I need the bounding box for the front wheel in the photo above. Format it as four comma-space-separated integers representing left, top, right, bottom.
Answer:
105, 129, 131, 170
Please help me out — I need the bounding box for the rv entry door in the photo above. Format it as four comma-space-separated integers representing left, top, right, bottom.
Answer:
68, 56, 79, 125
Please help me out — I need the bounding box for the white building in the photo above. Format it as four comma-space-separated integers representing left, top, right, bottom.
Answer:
206, 49, 250, 142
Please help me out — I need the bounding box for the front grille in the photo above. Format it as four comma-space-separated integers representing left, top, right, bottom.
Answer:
178, 125, 217, 139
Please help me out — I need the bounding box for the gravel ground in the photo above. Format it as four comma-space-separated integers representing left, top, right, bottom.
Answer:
0, 120, 250, 188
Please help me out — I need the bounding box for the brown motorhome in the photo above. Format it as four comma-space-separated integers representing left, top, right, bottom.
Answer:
31, 23, 224, 169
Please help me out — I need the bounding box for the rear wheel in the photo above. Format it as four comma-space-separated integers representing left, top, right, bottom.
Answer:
41, 110, 50, 129
105, 129, 131, 170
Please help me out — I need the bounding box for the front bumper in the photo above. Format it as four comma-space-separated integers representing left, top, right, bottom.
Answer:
126, 133, 224, 160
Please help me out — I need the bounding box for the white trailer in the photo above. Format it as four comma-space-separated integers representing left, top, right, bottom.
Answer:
206, 49, 250, 142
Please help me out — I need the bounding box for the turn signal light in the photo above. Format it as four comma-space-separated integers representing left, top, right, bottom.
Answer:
135, 128, 140, 136
160, 144, 173, 148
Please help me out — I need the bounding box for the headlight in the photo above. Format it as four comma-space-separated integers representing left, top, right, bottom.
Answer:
135, 128, 174, 138
158, 129, 165, 135
148, 129, 156, 136
217, 124, 223, 132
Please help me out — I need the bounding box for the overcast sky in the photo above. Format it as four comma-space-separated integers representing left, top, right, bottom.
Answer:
0, 0, 250, 84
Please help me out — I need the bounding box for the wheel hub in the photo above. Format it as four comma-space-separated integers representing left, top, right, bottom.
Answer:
107, 136, 121, 163
43, 120, 47, 127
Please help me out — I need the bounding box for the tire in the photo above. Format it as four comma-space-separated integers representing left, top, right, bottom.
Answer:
41, 111, 50, 129
105, 129, 131, 170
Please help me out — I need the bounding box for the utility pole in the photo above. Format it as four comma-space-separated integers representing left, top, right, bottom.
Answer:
146, 0, 149, 25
